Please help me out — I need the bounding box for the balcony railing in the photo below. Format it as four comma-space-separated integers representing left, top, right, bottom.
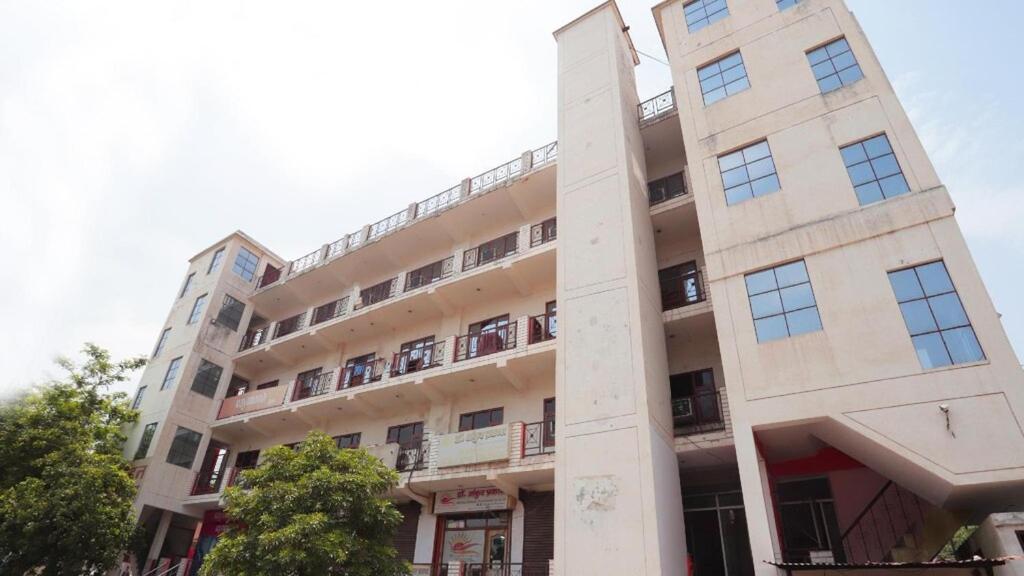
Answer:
639, 87, 677, 124
391, 341, 446, 377
396, 441, 429, 472
672, 389, 725, 436
357, 277, 398, 309
311, 296, 350, 326
527, 313, 556, 344
340, 358, 388, 389
416, 184, 463, 219
454, 322, 518, 362
257, 265, 282, 289
404, 256, 455, 292
522, 420, 556, 457
661, 269, 706, 311
648, 171, 687, 206
369, 208, 410, 241
290, 249, 322, 276
463, 232, 519, 272
292, 371, 336, 401
530, 218, 556, 247
531, 141, 558, 168
190, 468, 228, 496
239, 327, 270, 351
274, 312, 307, 339
218, 385, 289, 419
471, 156, 524, 195
464, 563, 551, 576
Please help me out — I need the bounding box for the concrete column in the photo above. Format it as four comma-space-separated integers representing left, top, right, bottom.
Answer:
733, 423, 784, 576
146, 508, 174, 568
553, 3, 685, 576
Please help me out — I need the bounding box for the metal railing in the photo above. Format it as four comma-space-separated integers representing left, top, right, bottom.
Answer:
416, 184, 463, 219
522, 420, 556, 457
532, 141, 558, 168
463, 563, 551, 576
648, 171, 687, 206
190, 468, 227, 496
326, 236, 348, 260
530, 218, 556, 247
396, 441, 429, 472
274, 312, 307, 339
311, 296, 350, 325
672, 389, 726, 436
405, 256, 455, 292
471, 156, 524, 195
660, 270, 706, 311
369, 208, 410, 240
292, 371, 336, 401
840, 480, 926, 564
290, 249, 322, 276
340, 358, 388, 389
639, 87, 677, 124
239, 326, 270, 351
454, 322, 518, 362
528, 313, 556, 344
358, 277, 398, 308
463, 232, 519, 272
347, 228, 364, 250
391, 341, 445, 377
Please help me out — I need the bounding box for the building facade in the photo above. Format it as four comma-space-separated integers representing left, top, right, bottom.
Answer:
122, 1, 1024, 576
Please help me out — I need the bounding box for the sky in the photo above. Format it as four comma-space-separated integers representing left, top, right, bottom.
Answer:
1, 0, 1022, 398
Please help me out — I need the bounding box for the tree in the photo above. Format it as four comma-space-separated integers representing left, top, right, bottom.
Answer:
199, 431, 410, 576
0, 343, 146, 576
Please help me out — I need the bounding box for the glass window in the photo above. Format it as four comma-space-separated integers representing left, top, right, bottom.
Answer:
719, 140, 780, 205
179, 272, 195, 299
684, 0, 729, 32
386, 422, 424, 447
746, 261, 822, 342
335, 433, 361, 449
232, 246, 260, 281
840, 134, 909, 205
458, 408, 504, 431
134, 422, 158, 460
698, 51, 750, 105
648, 172, 687, 205
190, 359, 223, 398
188, 294, 208, 325
166, 426, 202, 468
153, 328, 171, 358
131, 386, 146, 410
216, 294, 245, 331
888, 262, 984, 369
161, 357, 183, 390
807, 37, 863, 93
207, 247, 225, 274
777, 0, 799, 9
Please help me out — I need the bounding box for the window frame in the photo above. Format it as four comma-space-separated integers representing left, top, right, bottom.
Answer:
188, 294, 208, 325
207, 247, 225, 274
807, 37, 863, 94
719, 139, 781, 205
161, 357, 184, 390
697, 51, 750, 105
153, 327, 171, 358
458, 407, 505, 432
190, 359, 224, 398
386, 421, 424, 448
216, 294, 245, 331
179, 272, 196, 299
335, 433, 362, 449
745, 260, 823, 343
840, 133, 910, 205
134, 422, 158, 460
232, 246, 260, 282
132, 386, 147, 410
166, 426, 203, 469
683, 0, 729, 33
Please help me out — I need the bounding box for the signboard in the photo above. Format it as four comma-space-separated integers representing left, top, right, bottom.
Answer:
441, 529, 486, 564
436, 424, 509, 468
217, 385, 288, 419
434, 487, 513, 515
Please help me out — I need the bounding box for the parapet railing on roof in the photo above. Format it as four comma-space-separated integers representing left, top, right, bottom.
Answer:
267, 139, 559, 288
639, 88, 677, 125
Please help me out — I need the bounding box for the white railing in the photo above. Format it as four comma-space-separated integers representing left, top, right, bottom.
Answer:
471, 155, 524, 194
368, 209, 410, 240
639, 88, 677, 124
416, 184, 462, 218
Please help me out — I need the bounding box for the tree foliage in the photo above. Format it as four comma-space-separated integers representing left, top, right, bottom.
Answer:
199, 431, 410, 576
0, 343, 146, 576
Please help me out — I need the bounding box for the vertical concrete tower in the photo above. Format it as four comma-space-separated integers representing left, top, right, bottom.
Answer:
554, 3, 686, 575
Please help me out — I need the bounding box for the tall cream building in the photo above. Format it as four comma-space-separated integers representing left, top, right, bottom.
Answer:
121, 1, 1024, 575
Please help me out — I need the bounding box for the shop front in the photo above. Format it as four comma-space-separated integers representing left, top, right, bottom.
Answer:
432, 487, 517, 576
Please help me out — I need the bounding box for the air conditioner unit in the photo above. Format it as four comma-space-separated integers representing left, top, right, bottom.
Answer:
674, 398, 694, 418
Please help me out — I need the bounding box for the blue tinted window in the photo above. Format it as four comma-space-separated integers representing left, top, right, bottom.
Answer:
746, 260, 822, 342
719, 140, 780, 205
807, 37, 863, 93
232, 246, 260, 282
888, 261, 984, 369
685, 0, 729, 32
777, 0, 799, 9
840, 134, 909, 205
698, 51, 749, 105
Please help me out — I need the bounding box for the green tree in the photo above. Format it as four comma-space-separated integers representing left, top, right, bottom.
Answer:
199, 431, 410, 576
0, 343, 146, 576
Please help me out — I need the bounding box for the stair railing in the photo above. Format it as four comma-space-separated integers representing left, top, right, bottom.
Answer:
839, 480, 926, 563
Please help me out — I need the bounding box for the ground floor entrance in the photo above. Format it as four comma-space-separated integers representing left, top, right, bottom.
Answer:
435, 510, 511, 576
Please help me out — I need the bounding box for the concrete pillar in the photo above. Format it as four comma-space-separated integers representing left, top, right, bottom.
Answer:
733, 423, 784, 576
553, 3, 685, 576
146, 508, 174, 568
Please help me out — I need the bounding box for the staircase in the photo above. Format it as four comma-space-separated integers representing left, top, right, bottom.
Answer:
839, 480, 968, 564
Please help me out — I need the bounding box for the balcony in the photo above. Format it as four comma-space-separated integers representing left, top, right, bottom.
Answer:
648, 171, 687, 207
639, 87, 677, 126
530, 218, 556, 248
391, 341, 446, 378
340, 358, 387, 389
454, 322, 518, 362
217, 384, 289, 419
527, 313, 556, 344
463, 232, 519, 272
239, 326, 270, 351
672, 389, 726, 436
311, 296, 349, 325
522, 420, 555, 457
660, 268, 706, 312
274, 312, 307, 339
190, 468, 228, 497
292, 370, 337, 401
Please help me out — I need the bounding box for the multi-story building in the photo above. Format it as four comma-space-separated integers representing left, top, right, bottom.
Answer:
122, 1, 1024, 576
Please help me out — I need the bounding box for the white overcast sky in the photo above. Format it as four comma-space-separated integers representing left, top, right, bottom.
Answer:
1, 1, 1022, 398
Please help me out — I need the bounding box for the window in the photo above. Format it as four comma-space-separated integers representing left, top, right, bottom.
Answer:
777, 0, 799, 9
459, 408, 504, 431
153, 328, 171, 358
648, 172, 686, 206
406, 259, 450, 291
807, 37, 863, 93
719, 140, 780, 205
343, 354, 379, 387
188, 294, 208, 324
179, 272, 196, 299
393, 336, 437, 376
132, 386, 147, 410
464, 232, 518, 271
134, 422, 158, 460
335, 433, 361, 449
670, 370, 721, 433
190, 359, 223, 398
386, 422, 424, 447
216, 294, 245, 331
777, 477, 843, 563
293, 367, 327, 400
360, 279, 396, 307
659, 261, 704, 310
698, 52, 749, 105
746, 261, 822, 342
888, 261, 984, 369
684, 0, 728, 32
235, 450, 260, 469
840, 134, 909, 205
207, 247, 225, 274
166, 426, 203, 468
232, 246, 260, 281
161, 357, 183, 390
